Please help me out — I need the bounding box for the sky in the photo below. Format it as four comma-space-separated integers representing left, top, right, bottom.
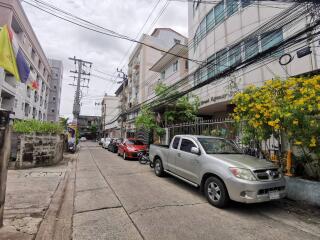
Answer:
21, 0, 189, 120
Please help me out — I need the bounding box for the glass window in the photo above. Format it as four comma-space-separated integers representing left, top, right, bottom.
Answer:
206, 9, 215, 32
199, 18, 206, 40
126, 140, 144, 145
207, 54, 216, 78
180, 139, 196, 153
229, 44, 242, 66
241, 0, 252, 8
214, 1, 225, 26
161, 70, 165, 79
198, 138, 242, 154
226, 0, 239, 17
172, 137, 180, 149
244, 37, 259, 59
173, 60, 178, 72
216, 49, 228, 73
261, 29, 283, 52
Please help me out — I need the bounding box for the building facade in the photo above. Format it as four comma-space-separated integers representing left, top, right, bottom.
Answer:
47, 59, 63, 122
78, 115, 101, 139
101, 94, 120, 138
0, 0, 51, 121
117, 28, 188, 137
188, 1, 319, 118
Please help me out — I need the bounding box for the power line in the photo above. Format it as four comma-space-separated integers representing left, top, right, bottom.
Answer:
23, 0, 204, 64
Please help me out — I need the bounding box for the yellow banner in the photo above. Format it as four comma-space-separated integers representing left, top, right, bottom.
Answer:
0, 25, 20, 81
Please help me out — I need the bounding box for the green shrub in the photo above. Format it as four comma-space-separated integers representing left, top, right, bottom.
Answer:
13, 120, 64, 135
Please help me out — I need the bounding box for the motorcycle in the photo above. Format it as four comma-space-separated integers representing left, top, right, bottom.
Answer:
137, 151, 153, 168
68, 142, 76, 153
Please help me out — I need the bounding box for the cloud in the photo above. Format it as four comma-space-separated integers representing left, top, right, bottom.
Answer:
22, 0, 188, 118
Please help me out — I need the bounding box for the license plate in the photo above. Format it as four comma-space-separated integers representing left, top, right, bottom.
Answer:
269, 190, 280, 200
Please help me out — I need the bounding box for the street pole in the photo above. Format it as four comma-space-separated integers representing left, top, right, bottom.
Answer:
0, 110, 12, 228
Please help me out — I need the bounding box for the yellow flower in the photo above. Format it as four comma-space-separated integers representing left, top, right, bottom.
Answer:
294, 140, 303, 145
255, 114, 260, 119
293, 120, 299, 125
310, 136, 317, 148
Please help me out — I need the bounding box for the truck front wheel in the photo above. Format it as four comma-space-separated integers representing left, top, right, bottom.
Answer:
204, 177, 229, 208
154, 158, 165, 177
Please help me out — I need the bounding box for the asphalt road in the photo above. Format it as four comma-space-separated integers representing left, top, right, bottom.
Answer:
72, 142, 320, 240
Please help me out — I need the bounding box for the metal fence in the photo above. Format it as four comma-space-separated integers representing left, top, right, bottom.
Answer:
166, 118, 281, 161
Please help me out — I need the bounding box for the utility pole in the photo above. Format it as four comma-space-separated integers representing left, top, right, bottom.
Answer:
68, 57, 92, 124
117, 68, 128, 138
0, 110, 12, 228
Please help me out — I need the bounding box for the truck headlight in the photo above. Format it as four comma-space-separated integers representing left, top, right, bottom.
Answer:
229, 168, 257, 181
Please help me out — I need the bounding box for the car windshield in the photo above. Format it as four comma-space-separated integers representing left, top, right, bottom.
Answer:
127, 140, 144, 145
197, 138, 242, 154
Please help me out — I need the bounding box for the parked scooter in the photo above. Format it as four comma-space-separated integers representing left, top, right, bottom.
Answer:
68, 141, 76, 153
138, 151, 153, 168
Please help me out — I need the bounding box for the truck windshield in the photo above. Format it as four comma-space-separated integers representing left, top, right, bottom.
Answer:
197, 138, 242, 154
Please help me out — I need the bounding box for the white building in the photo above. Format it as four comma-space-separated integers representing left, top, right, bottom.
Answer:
101, 94, 120, 138
188, 1, 319, 118
47, 59, 63, 122
0, 0, 51, 121
124, 28, 188, 134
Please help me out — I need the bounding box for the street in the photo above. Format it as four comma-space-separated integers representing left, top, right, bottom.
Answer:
73, 142, 320, 240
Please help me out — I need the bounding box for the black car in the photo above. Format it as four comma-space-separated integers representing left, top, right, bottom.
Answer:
108, 138, 122, 153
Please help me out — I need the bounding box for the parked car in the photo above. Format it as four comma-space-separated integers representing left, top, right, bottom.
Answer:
98, 138, 104, 145
118, 139, 148, 160
102, 138, 111, 149
80, 137, 87, 142
149, 135, 286, 208
108, 138, 122, 153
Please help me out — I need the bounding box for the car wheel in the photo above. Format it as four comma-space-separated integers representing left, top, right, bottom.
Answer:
154, 158, 165, 177
204, 177, 229, 208
123, 152, 127, 160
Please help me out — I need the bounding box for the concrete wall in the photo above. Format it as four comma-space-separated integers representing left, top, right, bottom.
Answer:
285, 177, 320, 207
13, 134, 64, 169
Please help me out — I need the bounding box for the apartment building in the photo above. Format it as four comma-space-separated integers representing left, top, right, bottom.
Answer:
0, 0, 51, 120
188, 1, 319, 118
47, 59, 63, 122
101, 94, 120, 138
124, 28, 187, 133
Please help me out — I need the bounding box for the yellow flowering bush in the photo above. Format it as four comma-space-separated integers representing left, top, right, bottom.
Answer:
232, 75, 320, 178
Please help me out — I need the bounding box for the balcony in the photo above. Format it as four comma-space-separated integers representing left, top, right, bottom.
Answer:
0, 90, 15, 112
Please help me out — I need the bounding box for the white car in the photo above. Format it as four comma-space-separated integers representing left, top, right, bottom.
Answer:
102, 138, 111, 149
80, 137, 87, 142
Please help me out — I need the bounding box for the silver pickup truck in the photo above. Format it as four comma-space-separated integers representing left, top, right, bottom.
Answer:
149, 135, 286, 208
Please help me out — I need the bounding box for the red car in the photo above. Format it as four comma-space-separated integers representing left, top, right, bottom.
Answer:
118, 139, 148, 160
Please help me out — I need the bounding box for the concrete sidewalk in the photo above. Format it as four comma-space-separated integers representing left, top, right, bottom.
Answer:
0, 154, 75, 240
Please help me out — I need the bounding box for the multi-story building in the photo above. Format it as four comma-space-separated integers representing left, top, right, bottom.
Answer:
78, 115, 101, 139
188, 1, 319, 118
122, 28, 188, 135
0, 0, 51, 121
47, 59, 63, 122
101, 94, 120, 138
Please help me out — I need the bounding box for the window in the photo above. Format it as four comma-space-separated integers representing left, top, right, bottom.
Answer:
174, 38, 181, 44
216, 49, 228, 73
53, 97, 56, 101
54, 85, 57, 89
161, 70, 165, 79
226, 0, 239, 17
173, 60, 178, 72
185, 60, 189, 70
214, 1, 225, 26
229, 44, 242, 66
261, 29, 283, 52
180, 139, 196, 153
199, 18, 206, 40
241, 0, 252, 8
172, 137, 180, 149
14, 99, 18, 108
244, 37, 259, 59
206, 9, 215, 32
51, 109, 55, 113
207, 54, 216, 78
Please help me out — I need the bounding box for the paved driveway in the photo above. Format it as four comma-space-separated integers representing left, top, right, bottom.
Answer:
73, 142, 320, 240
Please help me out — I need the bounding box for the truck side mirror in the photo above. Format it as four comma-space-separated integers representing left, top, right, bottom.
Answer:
191, 147, 200, 155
